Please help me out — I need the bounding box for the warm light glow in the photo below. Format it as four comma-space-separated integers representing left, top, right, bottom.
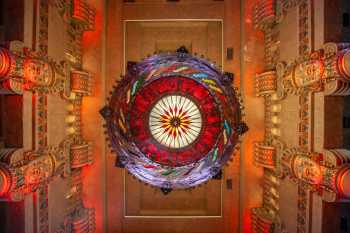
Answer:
0, 48, 12, 77
271, 116, 280, 124
271, 104, 281, 112
66, 104, 74, 111
66, 127, 76, 134
271, 93, 279, 100
0, 167, 10, 196
69, 92, 77, 100
270, 187, 279, 197
271, 127, 280, 136
336, 166, 350, 197
66, 115, 76, 123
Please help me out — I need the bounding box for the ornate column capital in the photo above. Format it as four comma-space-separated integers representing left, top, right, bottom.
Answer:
72, 207, 96, 233
0, 45, 60, 92
255, 71, 277, 97
253, 0, 276, 31
251, 207, 275, 233
70, 70, 93, 96
0, 148, 69, 201
254, 142, 276, 169
276, 43, 350, 95
70, 142, 93, 169
281, 149, 350, 201
71, 0, 96, 31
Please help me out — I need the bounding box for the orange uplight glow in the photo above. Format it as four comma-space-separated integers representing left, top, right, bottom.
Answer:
336, 166, 350, 198
72, 0, 96, 30
0, 48, 12, 77
79, 1, 102, 232
0, 167, 11, 197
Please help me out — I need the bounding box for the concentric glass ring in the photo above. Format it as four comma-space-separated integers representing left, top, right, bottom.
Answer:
101, 51, 246, 189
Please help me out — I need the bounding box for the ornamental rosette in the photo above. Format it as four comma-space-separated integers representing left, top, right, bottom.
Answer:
101, 48, 247, 191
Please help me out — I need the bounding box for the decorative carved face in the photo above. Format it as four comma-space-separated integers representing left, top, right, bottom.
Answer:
23, 59, 53, 86
293, 156, 322, 184
293, 60, 324, 87
24, 156, 54, 185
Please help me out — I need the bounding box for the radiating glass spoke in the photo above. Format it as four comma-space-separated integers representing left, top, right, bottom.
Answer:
149, 95, 202, 149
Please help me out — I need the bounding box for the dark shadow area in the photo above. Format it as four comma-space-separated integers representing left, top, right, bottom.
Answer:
2, 0, 24, 42
0, 201, 25, 233
0, 95, 23, 148
325, 0, 350, 42
343, 96, 350, 149
323, 202, 350, 233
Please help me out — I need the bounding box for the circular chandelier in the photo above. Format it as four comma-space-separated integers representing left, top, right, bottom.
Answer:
100, 47, 247, 193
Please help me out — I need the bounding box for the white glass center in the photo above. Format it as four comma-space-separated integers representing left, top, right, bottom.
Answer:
149, 95, 202, 149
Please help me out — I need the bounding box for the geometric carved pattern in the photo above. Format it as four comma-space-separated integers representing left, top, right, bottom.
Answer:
0, 0, 96, 232
0, 79, 24, 94
70, 70, 93, 95
255, 71, 277, 97
281, 149, 350, 201
0, 47, 56, 91
71, 0, 95, 31
277, 43, 350, 96
254, 143, 276, 169
70, 143, 93, 169
72, 208, 96, 233
253, 0, 275, 31
251, 0, 350, 232
251, 207, 275, 233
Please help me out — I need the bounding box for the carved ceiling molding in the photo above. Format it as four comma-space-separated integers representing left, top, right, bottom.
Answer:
276, 43, 350, 96
0, 0, 96, 232
281, 148, 350, 202
251, 207, 275, 233
252, 0, 350, 232
52, 0, 95, 67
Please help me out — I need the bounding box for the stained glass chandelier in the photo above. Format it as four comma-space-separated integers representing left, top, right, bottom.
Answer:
100, 47, 247, 193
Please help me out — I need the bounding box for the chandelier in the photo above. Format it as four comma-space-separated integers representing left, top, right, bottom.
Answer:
100, 47, 247, 194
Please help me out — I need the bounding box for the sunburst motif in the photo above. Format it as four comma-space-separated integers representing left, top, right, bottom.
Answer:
149, 95, 202, 149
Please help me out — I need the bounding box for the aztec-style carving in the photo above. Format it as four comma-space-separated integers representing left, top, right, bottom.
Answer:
251, 207, 275, 233
281, 149, 350, 201
277, 43, 350, 95
0, 47, 61, 92
263, 170, 280, 213
71, 0, 96, 31
253, 0, 276, 31
0, 148, 68, 201
255, 71, 277, 96
53, 0, 95, 65
0, 79, 23, 94
297, 0, 310, 58
70, 143, 93, 169
251, 1, 350, 232
70, 70, 93, 96
58, 0, 95, 30
254, 143, 276, 169
253, 1, 280, 68
0, 0, 96, 231
275, 0, 302, 23
72, 207, 96, 233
